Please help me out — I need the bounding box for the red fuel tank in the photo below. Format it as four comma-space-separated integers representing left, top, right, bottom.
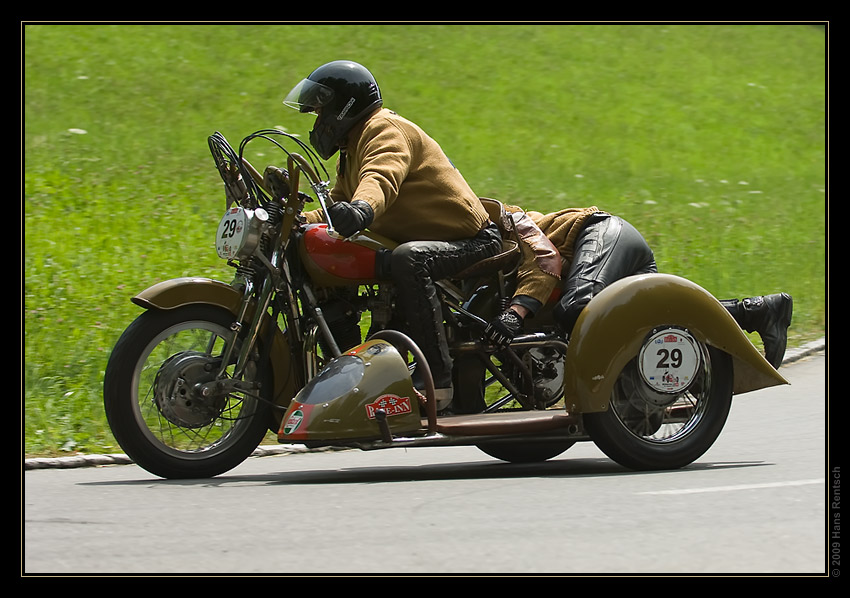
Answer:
299, 224, 397, 286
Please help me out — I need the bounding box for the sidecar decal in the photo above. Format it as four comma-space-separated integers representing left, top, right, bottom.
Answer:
365, 394, 412, 419
282, 408, 306, 435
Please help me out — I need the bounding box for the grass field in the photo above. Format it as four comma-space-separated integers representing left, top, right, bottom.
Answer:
23, 23, 827, 456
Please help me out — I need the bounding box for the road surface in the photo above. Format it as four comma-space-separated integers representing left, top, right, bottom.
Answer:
23, 353, 829, 575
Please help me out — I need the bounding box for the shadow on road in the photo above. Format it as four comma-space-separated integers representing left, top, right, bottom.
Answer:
83, 457, 773, 487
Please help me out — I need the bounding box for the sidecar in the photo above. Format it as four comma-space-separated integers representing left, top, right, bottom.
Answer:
277, 272, 788, 471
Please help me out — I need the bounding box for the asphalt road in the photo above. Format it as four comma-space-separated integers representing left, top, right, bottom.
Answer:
23, 351, 829, 576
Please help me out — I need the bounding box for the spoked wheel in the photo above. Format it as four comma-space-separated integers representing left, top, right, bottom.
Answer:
583, 339, 733, 471
456, 344, 575, 464
103, 304, 274, 479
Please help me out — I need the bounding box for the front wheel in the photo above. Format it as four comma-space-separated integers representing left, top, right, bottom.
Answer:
103, 304, 274, 479
583, 344, 733, 471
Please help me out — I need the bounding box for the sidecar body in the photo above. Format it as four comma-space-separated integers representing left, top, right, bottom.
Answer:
277, 273, 788, 453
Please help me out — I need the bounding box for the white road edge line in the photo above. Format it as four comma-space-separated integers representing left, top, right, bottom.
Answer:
638, 478, 824, 495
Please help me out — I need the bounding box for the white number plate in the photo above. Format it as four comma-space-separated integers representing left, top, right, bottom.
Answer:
216, 207, 249, 260
638, 328, 701, 393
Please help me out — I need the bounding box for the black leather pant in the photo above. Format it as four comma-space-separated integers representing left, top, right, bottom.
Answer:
551, 214, 777, 340
553, 213, 657, 333
390, 223, 503, 388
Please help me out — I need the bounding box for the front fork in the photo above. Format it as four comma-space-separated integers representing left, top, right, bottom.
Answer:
188, 275, 272, 401
216, 255, 341, 397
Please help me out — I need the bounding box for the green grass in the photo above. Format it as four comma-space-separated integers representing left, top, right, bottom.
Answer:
23, 23, 826, 456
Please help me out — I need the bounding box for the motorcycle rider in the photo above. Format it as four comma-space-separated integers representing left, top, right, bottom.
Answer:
284, 60, 502, 407
484, 206, 794, 369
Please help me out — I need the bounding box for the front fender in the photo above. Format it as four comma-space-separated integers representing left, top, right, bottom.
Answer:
131, 277, 298, 425
563, 273, 788, 413
132, 277, 243, 312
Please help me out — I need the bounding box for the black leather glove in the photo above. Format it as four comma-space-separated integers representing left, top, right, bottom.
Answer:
484, 309, 525, 346
328, 200, 374, 237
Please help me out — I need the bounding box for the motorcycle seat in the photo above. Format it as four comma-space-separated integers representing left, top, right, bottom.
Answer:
450, 197, 522, 280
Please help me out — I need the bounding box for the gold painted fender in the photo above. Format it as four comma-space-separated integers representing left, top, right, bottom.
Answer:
563, 273, 789, 413
131, 277, 298, 427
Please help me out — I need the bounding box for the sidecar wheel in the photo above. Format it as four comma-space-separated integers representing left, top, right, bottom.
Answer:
476, 439, 575, 463
103, 304, 274, 479
583, 344, 733, 471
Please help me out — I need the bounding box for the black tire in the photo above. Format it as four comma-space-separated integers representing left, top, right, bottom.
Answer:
583, 344, 733, 471
476, 439, 575, 463
103, 304, 273, 479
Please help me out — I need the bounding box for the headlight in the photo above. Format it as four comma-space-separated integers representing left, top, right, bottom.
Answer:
215, 206, 269, 260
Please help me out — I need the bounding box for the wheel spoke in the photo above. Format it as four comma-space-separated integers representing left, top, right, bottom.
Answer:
133, 320, 260, 455
610, 344, 712, 443
104, 304, 275, 478
582, 340, 733, 471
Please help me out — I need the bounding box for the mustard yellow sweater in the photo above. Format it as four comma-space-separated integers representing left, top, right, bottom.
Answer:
304, 109, 490, 243
507, 206, 601, 308
302, 109, 599, 309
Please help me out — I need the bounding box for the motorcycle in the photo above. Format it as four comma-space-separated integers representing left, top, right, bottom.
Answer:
103, 128, 789, 479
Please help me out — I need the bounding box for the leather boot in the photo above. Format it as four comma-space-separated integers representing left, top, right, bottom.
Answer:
724, 293, 793, 369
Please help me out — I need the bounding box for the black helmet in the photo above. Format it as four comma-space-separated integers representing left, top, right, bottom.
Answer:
283, 60, 383, 160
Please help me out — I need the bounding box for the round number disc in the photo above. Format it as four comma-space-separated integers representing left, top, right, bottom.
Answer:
216, 207, 248, 260
638, 328, 701, 394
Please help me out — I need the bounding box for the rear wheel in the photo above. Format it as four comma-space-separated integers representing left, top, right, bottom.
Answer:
103, 304, 274, 479
583, 342, 733, 470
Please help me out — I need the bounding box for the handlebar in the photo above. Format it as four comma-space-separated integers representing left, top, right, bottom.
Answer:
286, 152, 320, 185
210, 129, 339, 233
287, 153, 338, 235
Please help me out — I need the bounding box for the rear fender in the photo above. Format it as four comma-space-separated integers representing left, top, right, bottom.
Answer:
564, 273, 788, 413
131, 277, 298, 425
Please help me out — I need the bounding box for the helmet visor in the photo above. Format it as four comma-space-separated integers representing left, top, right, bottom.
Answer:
283, 78, 335, 113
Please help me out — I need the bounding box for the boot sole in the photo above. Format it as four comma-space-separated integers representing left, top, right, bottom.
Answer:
777, 293, 794, 328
